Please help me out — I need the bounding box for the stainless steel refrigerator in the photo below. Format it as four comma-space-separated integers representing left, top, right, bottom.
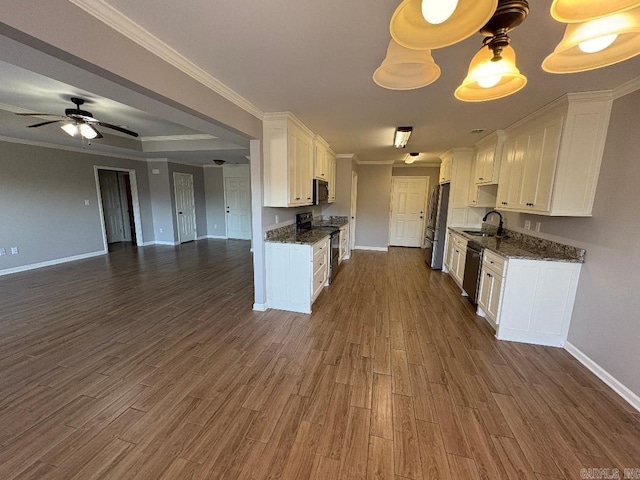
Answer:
423, 183, 450, 269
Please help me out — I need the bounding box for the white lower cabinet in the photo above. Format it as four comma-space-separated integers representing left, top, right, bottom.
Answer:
447, 232, 468, 288
477, 250, 582, 347
266, 237, 329, 314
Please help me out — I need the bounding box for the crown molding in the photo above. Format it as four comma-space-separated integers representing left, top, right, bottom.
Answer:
0, 134, 148, 162
357, 160, 395, 165
613, 76, 640, 100
141, 134, 217, 142
68, 0, 264, 120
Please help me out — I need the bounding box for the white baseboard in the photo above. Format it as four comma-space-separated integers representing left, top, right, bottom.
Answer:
565, 342, 640, 413
198, 235, 228, 240
253, 303, 268, 312
153, 241, 180, 246
343, 253, 351, 260
0, 250, 105, 276
139, 241, 156, 246
353, 246, 389, 252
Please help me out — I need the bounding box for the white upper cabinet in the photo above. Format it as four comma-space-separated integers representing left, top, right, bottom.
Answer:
439, 152, 452, 184
314, 137, 329, 181
474, 130, 504, 185
327, 152, 336, 203
263, 113, 314, 207
496, 93, 612, 216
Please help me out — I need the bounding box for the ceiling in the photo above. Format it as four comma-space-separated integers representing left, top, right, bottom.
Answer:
0, 60, 250, 165
2, 1, 640, 167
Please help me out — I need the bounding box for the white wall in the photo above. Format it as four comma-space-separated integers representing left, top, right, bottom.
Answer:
204, 166, 227, 238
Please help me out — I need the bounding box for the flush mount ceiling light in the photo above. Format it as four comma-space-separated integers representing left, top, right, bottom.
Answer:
405, 152, 420, 164
373, 39, 441, 90
455, 0, 529, 102
390, 0, 498, 50
542, 6, 640, 73
394, 127, 413, 148
550, 0, 640, 23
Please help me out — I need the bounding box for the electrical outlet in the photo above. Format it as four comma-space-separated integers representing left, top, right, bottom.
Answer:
524, 220, 531, 230
275, 215, 279, 223
214, 224, 217, 229
535, 221, 541, 232
0, 248, 6, 256
85, 199, 90, 206
159, 228, 164, 233
11, 247, 19, 255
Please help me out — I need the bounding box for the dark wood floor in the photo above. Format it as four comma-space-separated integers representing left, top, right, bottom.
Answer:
0, 240, 638, 479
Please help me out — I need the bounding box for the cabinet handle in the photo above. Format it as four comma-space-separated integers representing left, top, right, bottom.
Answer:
487, 273, 492, 278
295, 197, 301, 200
479, 177, 484, 180
321, 173, 325, 176
307, 197, 311, 200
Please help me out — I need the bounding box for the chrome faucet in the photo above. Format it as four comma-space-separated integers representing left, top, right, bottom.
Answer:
483, 210, 504, 236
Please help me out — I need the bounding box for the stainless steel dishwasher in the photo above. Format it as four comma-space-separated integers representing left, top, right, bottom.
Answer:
462, 241, 483, 305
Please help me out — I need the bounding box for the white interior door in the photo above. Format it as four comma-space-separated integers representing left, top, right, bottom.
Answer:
225, 176, 252, 240
389, 177, 428, 247
98, 170, 126, 243
174, 172, 197, 243
349, 171, 358, 252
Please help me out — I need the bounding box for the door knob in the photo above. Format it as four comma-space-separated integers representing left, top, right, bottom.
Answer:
178, 211, 183, 215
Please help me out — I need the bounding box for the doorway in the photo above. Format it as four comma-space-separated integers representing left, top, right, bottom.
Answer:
388, 176, 429, 247
225, 176, 252, 240
95, 166, 143, 252
349, 171, 358, 254
174, 172, 197, 243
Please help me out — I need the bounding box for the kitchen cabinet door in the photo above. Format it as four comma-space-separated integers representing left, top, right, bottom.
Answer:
478, 267, 503, 325
314, 142, 328, 180
328, 153, 336, 203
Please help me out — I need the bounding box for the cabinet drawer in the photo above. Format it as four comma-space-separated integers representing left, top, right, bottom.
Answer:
312, 266, 326, 294
452, 234, 468, 250
313, 239, 329, 264
482, 250, 506, 275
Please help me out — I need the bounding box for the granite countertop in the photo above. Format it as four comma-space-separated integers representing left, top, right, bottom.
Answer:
449, 227, 586, 263
312, 216, 349, 228
266, 228, 331, 245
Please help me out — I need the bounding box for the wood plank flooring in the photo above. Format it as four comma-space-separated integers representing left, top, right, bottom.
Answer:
0, 240, 639, 479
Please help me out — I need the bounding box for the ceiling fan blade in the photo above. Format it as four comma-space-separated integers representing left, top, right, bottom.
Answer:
16, 113, 66, 118
95, 121, 139, 137
28, 120, 64, 128
93, 128, 104, 139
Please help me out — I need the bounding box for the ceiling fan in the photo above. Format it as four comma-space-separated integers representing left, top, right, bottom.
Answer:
16, 97, 139, 139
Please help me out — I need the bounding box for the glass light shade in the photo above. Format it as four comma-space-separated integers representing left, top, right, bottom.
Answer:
542, 7, 640, 73
404, 157, 416, 164
373, 39, 441, 90
422, 0, 458, 25
394, 128, 412, 148
550, 0, 640, 23
390, 0, 498, 50
61, 123, 78, 136
455, 45, 527, 102
79, 123, 99, 139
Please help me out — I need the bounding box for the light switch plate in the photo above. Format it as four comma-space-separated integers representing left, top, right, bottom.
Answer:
0, 248, 6, 256
85, 199, 90, 206
524, 220, 531, 230
11, 247, 19, 255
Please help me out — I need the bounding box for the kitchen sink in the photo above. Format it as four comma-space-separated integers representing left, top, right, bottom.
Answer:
463, 230, 494, 237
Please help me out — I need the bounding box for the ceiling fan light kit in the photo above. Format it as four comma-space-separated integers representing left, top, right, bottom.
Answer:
394, 126, 413, 148
550, 0, 640, 23
390, 0, 498, 50
373, 39, 441, 90
543, 6, 640, 73
455, 44, 527, 101
404, 152, 420, 164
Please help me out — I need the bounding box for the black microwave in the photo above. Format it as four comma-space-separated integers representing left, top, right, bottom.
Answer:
313, 179, 329, 205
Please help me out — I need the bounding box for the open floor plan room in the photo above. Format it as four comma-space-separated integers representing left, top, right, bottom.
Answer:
0, 241, 638, 479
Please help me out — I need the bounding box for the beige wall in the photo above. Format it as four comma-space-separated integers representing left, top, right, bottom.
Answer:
496, 89, 640, 398
354, 164, 393, 249
204, 167, 227, 238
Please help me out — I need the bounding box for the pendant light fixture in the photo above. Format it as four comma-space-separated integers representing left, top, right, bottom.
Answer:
390, 0, 498, 50
543, 6, 640, 73
550, 0, 640, 23
455, 0, 529, 102
373, 39, 441, 90
61, 122, 100, 139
